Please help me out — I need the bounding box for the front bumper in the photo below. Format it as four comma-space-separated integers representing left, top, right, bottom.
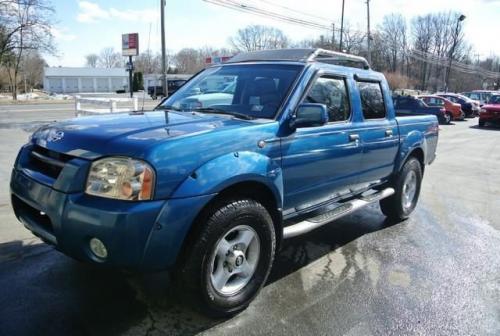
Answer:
479, 113, 500, 123
10, 169, 213, 270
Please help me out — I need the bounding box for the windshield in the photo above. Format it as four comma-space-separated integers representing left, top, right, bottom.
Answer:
158, 63, 303, 119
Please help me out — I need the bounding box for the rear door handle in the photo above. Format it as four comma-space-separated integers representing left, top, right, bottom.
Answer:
349, 134, 360, 142
385, 129, 393, 137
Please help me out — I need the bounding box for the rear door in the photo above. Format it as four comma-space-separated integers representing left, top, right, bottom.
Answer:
356, 80, 400, 185
281, 73, 363, 211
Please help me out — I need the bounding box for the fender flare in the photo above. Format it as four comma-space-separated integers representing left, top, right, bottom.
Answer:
396, 130, 428, 172
170, 151, 284, 209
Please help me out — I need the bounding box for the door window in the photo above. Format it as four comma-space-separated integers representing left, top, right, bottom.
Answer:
469, 93, 480, 100
357, 81, 386, 119
304, 76, 350, 122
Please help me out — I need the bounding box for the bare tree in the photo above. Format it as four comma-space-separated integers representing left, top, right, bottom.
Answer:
174, 48, 205, 74
230, 25, 289, 52
378, 14, 407, 72
340, 23, 365, 54
85, 53, 98, 67
134, 49, 164, 74
20, 49, 45, 91
0, 0, 55, 99
412, 14, 435, 89
97, 47, 123, 68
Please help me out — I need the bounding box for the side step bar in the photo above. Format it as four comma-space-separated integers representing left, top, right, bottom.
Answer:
283, 187, 395, 239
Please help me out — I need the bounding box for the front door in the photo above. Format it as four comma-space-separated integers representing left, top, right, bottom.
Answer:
281, 75, 363, 212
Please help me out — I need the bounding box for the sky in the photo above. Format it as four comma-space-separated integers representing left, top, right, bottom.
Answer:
46, 0, 500, 67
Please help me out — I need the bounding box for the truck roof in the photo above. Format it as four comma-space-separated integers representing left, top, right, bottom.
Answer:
227, 48, 370, 70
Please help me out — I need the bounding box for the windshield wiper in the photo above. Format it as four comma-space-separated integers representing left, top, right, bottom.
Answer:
193, 108, 254, 120
154, 105, 182, 111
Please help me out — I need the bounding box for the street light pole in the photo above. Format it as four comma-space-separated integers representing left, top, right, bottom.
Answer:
160, 0, 168, 98
444, 14, 466, 92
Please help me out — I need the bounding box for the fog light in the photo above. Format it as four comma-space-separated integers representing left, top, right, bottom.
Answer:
89, 238, 108, 259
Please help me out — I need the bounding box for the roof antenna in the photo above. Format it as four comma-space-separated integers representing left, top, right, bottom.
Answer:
141, 22, 152, 111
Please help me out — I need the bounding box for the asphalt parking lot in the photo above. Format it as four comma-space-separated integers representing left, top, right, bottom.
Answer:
0, 107, 499, 336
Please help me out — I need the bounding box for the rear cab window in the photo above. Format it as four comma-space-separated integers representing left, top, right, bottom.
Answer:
356, 81, 386, 119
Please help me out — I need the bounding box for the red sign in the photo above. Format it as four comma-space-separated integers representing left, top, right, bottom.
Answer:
205, 56, 233, 65
122, 33, 139, 56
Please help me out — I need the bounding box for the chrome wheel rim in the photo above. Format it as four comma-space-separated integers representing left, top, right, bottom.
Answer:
209, 225, 260, 296
402, 170, 417, 210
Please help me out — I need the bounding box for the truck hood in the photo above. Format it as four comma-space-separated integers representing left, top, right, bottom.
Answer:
31, 110, 251, 158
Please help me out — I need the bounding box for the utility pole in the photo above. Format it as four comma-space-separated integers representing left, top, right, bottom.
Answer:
366, 0, 371, 65
160, 0, 168, 98
445, 14, 466, 92
128, 55, 133, 98
331, 23, 335, 50
339, 0, 345, 52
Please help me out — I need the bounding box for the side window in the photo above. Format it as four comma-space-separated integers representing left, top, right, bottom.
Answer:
305, 76, 350, 122
356, 81, 386, 119
470, 93, 480, 100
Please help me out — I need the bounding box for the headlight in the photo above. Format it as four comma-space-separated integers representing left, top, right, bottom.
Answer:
86, 157, 155, 200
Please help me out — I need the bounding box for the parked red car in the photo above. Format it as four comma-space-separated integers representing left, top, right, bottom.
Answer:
419, 95, 464, 122
478, 95, 500, 127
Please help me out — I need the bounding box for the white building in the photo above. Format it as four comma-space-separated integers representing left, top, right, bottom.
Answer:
43, 67, 129, 93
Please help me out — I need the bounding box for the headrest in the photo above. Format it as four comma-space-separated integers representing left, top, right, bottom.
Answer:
251, 78, 277, 95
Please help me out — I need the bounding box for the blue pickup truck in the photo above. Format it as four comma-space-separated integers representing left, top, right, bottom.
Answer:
10, 49, 438, 316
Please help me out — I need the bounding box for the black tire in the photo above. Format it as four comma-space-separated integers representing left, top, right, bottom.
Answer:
380, 157, 422, 221
478, 120, 485, 127
444, 112, 452, 124
176, 198, 276, 317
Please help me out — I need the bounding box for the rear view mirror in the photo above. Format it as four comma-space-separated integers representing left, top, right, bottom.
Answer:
291, 103, 328, 128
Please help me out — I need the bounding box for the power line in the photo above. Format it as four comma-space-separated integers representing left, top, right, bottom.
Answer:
203, 0, 500, 78
205, 0, 371, 38
406, 50, 500, 78
411, 49, 500, 76
203, 0, 333, 32
253, 0, 333, 23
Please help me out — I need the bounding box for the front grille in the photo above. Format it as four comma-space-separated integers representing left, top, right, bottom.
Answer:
28, 146, 73, 179
11, 194, 54, 235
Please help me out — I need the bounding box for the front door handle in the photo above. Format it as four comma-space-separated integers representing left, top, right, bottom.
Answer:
385, 129, 393, 137
349, 134, 360, 142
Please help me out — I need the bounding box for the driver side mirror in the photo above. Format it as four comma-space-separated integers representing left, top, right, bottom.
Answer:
290, 103, 329, 129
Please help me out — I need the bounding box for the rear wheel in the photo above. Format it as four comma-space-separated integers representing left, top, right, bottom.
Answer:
176, 198, 276, 317
380, 157, 422, 220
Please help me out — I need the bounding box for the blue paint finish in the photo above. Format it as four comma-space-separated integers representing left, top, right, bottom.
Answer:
10, 58, 439, 271
281, 122, 363, 210
10, 169, 165, 268
141, 194, 215, 269
171, 151, 283, 208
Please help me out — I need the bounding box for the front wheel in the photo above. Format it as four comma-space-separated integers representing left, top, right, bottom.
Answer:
176, 199, 276, 317
444, 112, 452, 124
380, 157, 423, 220
478, 120, 485, 127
